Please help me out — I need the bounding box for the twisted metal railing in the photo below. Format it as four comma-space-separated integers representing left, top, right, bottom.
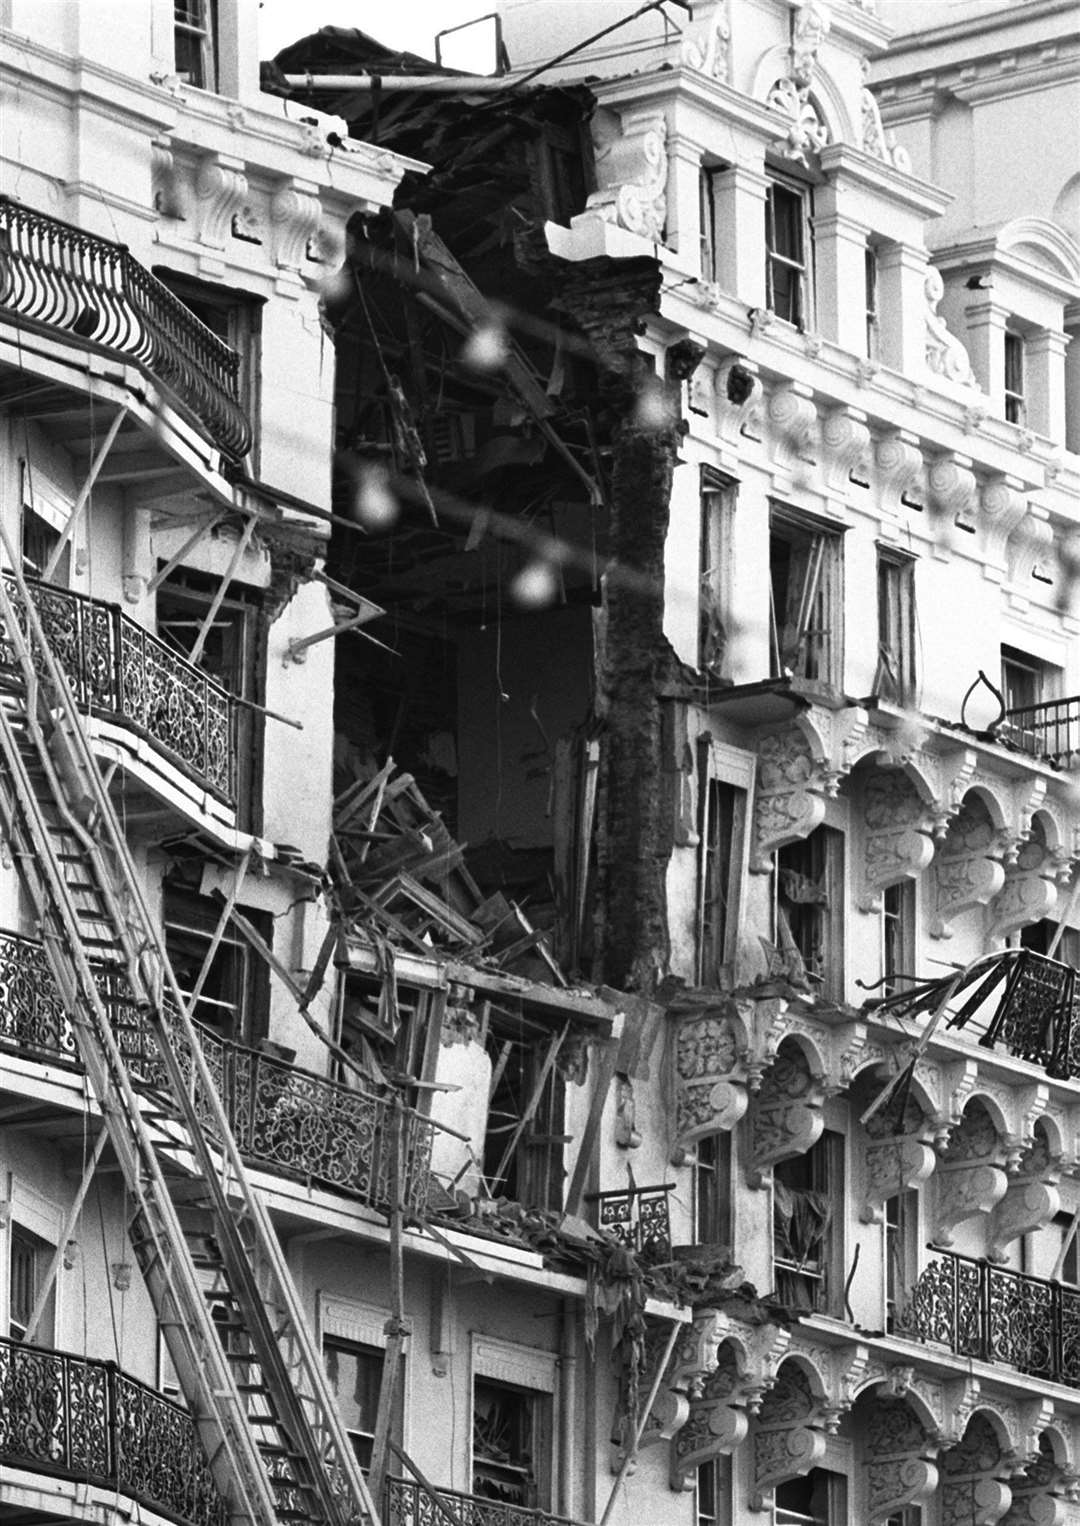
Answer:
386, 1476, 582, 1526
0, 1336, 227, 1526
898, 1249, 1080, 1388
999, 697, 1080, 770
0, 574, 236, 804
0, 929, 434, 1216
0, 196, 252, 460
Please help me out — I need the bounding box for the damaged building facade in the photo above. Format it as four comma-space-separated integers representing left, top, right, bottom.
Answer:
4, 3, 1080, 1526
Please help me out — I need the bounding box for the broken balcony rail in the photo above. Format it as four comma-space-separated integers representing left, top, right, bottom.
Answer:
386, 1474, 584, 1526
0, 573, 237, 805
865, 946, 1079, 1080
586, 1183, 674, 1266
896, 1249, 1080, 1389
996, 695, 1080, 770
0, 929, 434, 1217
0, 195, 252, 461
0, 1335, 227, 1526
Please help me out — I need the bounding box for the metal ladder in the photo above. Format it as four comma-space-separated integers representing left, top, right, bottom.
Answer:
0, 550, 381, 1526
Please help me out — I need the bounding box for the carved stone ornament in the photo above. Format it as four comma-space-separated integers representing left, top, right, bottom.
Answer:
749, 1040, 824, 1186
925, 267, 981, 391
821, 406, 871, 492
151, 137, 188, 220
987, 1125, 1060, 1263
865, 1395, 939, 1524
668, 994, 750, 1155
270, 178, 322, 277
670, 1342, 749, 1488
1000, 1433, 1068, 1526
932, 795, 1006, 940
680, 0, 731, 81
767, 385, 819, 472
858, 767, 936, 914
988, 828, 1058, 941
1007, 509, 1054, 593
940, 1414, 1013, 1526
932, 1100, 1009, 1249
978, 476, 1030, 572
752, 726, 828, 872
751, 1362, 829, 1509
767, 78, 829, 167
615, 1311, 722, 1466
791, 0, 830, 88
863, 1133, 937, 1225
859, 59, 912, 172
875, 432, 925, 515
583, 107, 668, 242
195, 152, 249, 250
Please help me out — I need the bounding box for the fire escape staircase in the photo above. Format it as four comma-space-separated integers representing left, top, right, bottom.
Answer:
0, 549, 381, 1526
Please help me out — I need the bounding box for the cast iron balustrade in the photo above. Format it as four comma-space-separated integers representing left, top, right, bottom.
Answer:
0, 1335, 227, 1526
898, 1249, 1080, 1388
0, 574, 237, 805
386, 1475, 583, 1526
0, 929, 434, 1217
0, 196, 252, 460
998, 697, 1080, 770
588, 1183, 674, 1264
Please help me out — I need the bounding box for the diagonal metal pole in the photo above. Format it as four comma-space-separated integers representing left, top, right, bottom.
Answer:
42, 405, 130, 582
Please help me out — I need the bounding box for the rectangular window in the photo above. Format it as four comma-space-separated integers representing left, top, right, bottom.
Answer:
323, 1337, 401, 1471
876, 550, 916, 705
776, 825, 844, 1000
881, 880, 915, 998
775, 1468, 847, 1525
483, 1012, 567, 1211
769, 509, 842, 687
884, 1188, 919, 1332
9, 1223, 55, 1343
174, 0, 217, 90
884, 1511, 922, 1526
693, 1131, 732, 1248
765, 178, 812, 328
700, 167, 718, 282
1001, 644, 1050, 713
163, 878, 270, 1044
699, 472, 735, 677
773, 1130, 842, 1315
865, 243, 879, 360
697, 1455, 731, 1526
1004, 329, 1025, 425
472, 1379, 551, 1510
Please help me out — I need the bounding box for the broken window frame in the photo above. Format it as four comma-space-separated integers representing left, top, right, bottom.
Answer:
699, 468, 736, 679
481, 1003, 568, 1211
765, 175, 814, 329
162, 878, 270, 1046
471, 1376, 552, 1511
20, 462, 73, 586
875, 548, 916, 705
695, 738, 753, 988
335, 967, 436, 1109
775, 824, 844, 1001
769, 506, 843, 687
772, 1129, 843, 1316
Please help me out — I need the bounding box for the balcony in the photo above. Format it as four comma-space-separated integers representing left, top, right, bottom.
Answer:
898, 1249, 1080, 1388
0, 574, 237, 806
587, 1183, 674, 1265
0, 196, 251, 461
0, 930, 434, 1218
997, 697, 1080, 770
0, 1335, 226, 1526
386, 1475, 582, 1526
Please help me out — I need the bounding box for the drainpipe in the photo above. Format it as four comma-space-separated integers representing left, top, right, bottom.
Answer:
559, 1298, 577, 1518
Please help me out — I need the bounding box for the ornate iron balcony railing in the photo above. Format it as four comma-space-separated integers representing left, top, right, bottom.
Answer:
0, 1335, 227, 1526
587, 1183, 674, 1264
898, 1249, 1080, 1388
0, 929, 433, 1217
0, 574, 237, 804
0, 196, 252, 461
999, 697, 1080, 770
386, 1475, 583, 1526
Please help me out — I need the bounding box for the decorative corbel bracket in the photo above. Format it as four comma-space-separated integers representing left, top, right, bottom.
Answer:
932, 791, 1007, 939
615, 1311, 722, 1467
931, 1099, 1010, 1248
987, 823, 1058, 941
940, 1413, 1013, 1525
749, 1041, 825, 1186
821, 406, 871, 493
151, 137, 188, 220
270, 177, 322, 284
668, 995, 751, 1158
582, 106, 669, 242
875, 431, 925, 517
752, 723, 831, 872
865, 1394, 939, 1524
766, 384, 819, 476
988, 1124, 1060, 1263
751, 1362, 830, 1510
857, 766, 936, 914
195, 151, 248, 251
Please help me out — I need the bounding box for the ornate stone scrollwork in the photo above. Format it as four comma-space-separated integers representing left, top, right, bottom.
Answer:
932, 1100, 1010, 1249
714, 357, 762, 448
270, 178, 322, 278
583, 107, 668, 242
668, 994, 750, 1157
988, 824, 1058, 941
932, 794, 1007, 939
151, 137, 188, 220
749, 1039, 825, 1186
988, 1124, 1060, 1264
875, 432, 925, 516
1001, 1432, 1069, 1526
671, 1318, 792, 1489
859, 59, 912, 172
752, 726, 828, 872
615, 1311, 722, 1467
940, 1414, 1014, 1526
1007, 508, 1055, 595
766, 385, 818, 472
925, 268, 981, 391
821, 406, 871, 492
680, 0, 731, 81
862, 1089, 937, 1225
751, 1361, 830, 1509
864, 1395, 939, 1524
978, 476, 1030, 574
857, 767, 936, 913
928, 453, 979, 526
195, 152, 248, 250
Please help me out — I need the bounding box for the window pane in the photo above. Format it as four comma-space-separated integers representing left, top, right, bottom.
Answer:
473, 1380, 543, 1507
